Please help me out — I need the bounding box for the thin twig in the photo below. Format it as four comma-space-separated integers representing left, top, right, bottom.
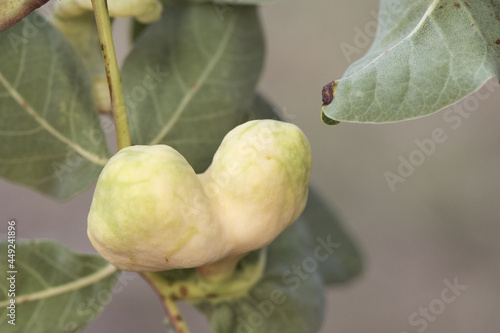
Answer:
139, 273, 191, 333
163, 296, 191, 333
91, 0, 132, 150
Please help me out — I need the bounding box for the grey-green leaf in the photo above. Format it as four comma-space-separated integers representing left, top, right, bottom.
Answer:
322, 0, 500, 123
302, 190, 363, 285
0, 239, 120, 333
50, 12, 104, 81
122, 3, 264, 172
0, 0, 50, 32
0, 12, 110, 199
51, 12, 110, 112
197, 219, 325, 333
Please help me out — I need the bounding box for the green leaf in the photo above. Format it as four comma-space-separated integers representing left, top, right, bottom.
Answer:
322, 0, 500, 123
196, 219, 325, 333
248, 94, 363, 284
130, 20, 148, 42
244, 93, 280, 120
51, 12, 104, 82
0, 12, 110, 199
51, 12, 110, 112
122, 3, 264, 172
302, 190, 363, 285
0, 239, 120, 333
0, 0, 50, 32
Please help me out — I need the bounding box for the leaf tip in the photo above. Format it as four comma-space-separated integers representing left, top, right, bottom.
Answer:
321, 110, 340, 125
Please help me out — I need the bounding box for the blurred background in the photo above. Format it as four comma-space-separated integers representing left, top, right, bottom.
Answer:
1, 0, 500, 332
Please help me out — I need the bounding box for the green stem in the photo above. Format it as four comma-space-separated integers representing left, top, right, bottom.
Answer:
91, 0, 132, 150
140, 273, 191, 333
163, 296, 191, 333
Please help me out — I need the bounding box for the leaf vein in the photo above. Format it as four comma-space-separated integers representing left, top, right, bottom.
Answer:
0, 264, 117, 307
41, 55, 56, 119
0, 71, 108, 166
148, 14, 238, 145
340, 0, 441, 82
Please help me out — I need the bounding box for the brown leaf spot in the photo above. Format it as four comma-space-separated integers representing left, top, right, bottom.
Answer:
322, 81, 337, 106
206, 293, 218, 299
465, 1, 471, 8
495, 39, 500, 45
454, 2, 461, 8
